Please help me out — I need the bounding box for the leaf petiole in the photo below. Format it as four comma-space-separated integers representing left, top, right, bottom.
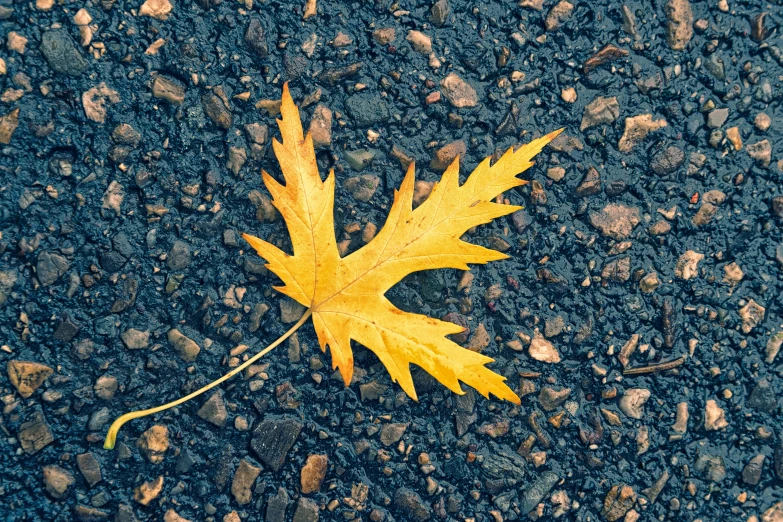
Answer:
103, 309, 313, 450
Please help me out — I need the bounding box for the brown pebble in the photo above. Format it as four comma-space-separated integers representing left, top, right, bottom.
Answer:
300, 454, 328, 493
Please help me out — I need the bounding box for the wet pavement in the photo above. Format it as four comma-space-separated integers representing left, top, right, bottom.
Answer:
1, 0, 783, 521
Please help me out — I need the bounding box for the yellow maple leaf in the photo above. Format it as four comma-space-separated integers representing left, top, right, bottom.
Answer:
244, 84, 560, 403
103, 83, 560, 449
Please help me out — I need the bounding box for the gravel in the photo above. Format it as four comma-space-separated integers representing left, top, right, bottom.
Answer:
2, 0, 783, 519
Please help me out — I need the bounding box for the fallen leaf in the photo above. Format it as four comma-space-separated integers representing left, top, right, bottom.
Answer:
243, 84, 560, 403
103, 84, 560, 449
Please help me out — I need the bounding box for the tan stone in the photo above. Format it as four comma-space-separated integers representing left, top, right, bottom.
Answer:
82, 83, 120, 123
380, 423, 408, 446
466, 322, 490, 352
406, 30, 432, 54
7, 32, 27, 54
152, 75, 186, 104
121, 328, 150, 349
545, 0, 574, 31
440, 72, 478, 108
0, 108, 20, 144
139, 0, 173, 20
430, 140, 465, 171
373, 28, 396, 45
589, 204, 640, 240
601, 484, 636, 522
580, 96, 619, 131
413, 181, 434, 207
43, 465, 74, 499
618, 114, 667, 152
137, 425, 169, 464
167, 329, 200, 361
747, 139, 772, 167
528, 330, 560, 363
619, 388, 650, 419
134, 476, 164, 506
231, 459, 261, 505
8, 360, 54, 398
163, 510, 192, 522
722, 262, 743, 286
102, 181, 124, 215
300, 454, 328, 493
674, 250, 703, 280
704, 399, 728, 430
308, 104, 332, 148
739, 299, 765, 334
665, 0, 693, 50
762, 501, 783, 522
73, 8, 93, 25
672, 402, 689, 433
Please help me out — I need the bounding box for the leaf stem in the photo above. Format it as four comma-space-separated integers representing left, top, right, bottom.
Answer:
103, 309, 313, 450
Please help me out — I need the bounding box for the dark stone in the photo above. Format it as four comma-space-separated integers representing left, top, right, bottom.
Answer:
53, 315, 79, 342
453, 388, 476, 437
292, 497, 319, 522
99, 250, 127, 272
176, 449, 197, 474
774, 442, 783, 480
37, 251, 70, 286
110, 277, 138, 314
359, 380, 388, 401
244, 17, 268, 58
511, 209, 533, 233
604, 180, 627, 196
444, 457, 470, 481
318, 62, 363, 84
443, 312, 470, 344
575, 167, 601, 196
518, 471, 559, 514
538, 386, 572, 410
197, 390, 228, 426
284, 53, 309, 82
18, 408, 53, 454
742, 455, 764, 486
344, 94, 389, 127
112, 233, 135, 258
167, 240, 192, 270
747, 379, 777, 413
393, 487, 431, 521
250, 417, 302, 471
115, 504, 139, 522
602, 257, 631, 283
40, 29, 88, 76
430, 0, 450, 26
495, 103, 519, 137
212, 445, 233, 491
771, 196, 783, 218
266, 487, 290, 522
76, 453, 102, 487
480, 443, 526, 485
650, 146, 685, 176
94, 316, 117, 337
695, 454, 727, 482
